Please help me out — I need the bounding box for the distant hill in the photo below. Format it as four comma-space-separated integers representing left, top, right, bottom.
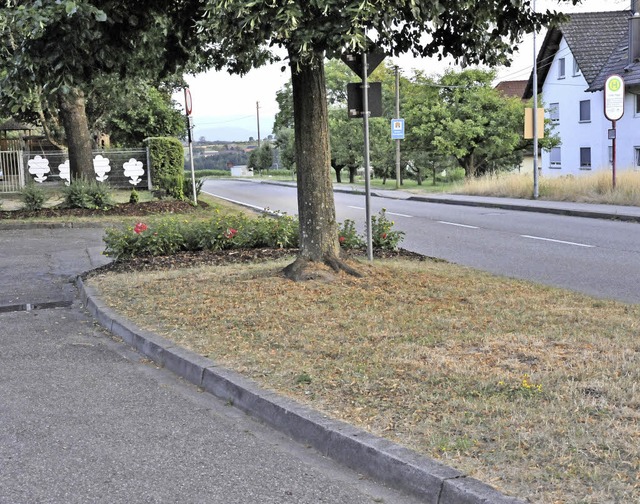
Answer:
191, 114, 275, 142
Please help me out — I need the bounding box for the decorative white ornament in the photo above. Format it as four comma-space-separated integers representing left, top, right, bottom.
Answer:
58, 160, 71, 186
93, 155, 111, 182
27, 155, 51, 183
123, 158, 144, 185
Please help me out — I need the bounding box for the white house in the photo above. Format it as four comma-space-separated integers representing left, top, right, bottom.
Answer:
524, 3, 640, 176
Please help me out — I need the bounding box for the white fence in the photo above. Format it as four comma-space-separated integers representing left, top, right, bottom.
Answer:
0, 148, 150, 193
0, 150, 26, 193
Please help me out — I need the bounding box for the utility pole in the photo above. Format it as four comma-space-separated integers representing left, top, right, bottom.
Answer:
256, 101, 261, 146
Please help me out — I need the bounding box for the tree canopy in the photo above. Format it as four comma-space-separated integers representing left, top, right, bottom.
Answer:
194, 0, 580, 279
0, 1, 196, 177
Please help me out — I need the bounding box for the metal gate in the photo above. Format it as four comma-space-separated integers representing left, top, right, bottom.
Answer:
0, 150, 25, 193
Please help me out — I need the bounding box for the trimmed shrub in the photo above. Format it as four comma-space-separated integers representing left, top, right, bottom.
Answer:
147, 137, 185, 200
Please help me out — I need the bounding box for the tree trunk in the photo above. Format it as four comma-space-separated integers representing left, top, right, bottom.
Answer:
349, 166, 357, 183
332, 161, 343, 183
283, 51, 359, 280
58, 88, 94, 180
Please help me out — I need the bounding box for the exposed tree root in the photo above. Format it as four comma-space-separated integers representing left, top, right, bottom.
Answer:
282, 254, 362, 282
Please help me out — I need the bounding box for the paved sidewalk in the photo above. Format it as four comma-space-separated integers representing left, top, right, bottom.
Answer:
0, 227, 429, 504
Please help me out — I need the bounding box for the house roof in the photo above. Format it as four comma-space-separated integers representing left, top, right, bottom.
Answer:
524, 10, 637, 98
494, 80, 528, 99
0, 118, 34, 131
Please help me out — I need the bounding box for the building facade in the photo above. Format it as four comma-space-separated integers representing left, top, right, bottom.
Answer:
524, 5, 640, 176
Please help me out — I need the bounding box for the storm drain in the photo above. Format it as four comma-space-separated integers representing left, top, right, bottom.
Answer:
0, 300, 73, 314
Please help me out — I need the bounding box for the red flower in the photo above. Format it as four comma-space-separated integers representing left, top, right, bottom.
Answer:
339, 236, 346, 243
133, 222, 148, 234
381, 233, 388, 239
224, 228, 238, 239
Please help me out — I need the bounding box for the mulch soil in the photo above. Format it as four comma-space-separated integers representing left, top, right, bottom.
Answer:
0, 199, 201, 220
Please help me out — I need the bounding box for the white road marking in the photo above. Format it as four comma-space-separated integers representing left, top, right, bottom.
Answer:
521, 235, 595, 248
386, 211, 413, 218
348, 206, 365, 210
203, 191, 284, 216
438, 221, 479, 229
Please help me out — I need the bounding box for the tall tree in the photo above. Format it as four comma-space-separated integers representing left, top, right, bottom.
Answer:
410, 69, 525, 178
196, 0, 578, 279
0, 1, 197, 179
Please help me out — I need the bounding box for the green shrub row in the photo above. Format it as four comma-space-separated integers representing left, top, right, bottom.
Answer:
103, 212, 300, 260
104, 210, 404, 260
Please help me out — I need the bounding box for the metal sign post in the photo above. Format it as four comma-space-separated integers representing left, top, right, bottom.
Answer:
184, 88, 197, 206
394, 66, 401, 189
342, 40, 385, 262
362, 50, 373, 262
604, 75, 625, 190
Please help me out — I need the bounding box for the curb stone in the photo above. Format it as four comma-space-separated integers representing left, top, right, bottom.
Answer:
77, 277, 526, 504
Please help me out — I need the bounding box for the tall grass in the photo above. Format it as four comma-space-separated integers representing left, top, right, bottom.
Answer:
452, 170, 640, 206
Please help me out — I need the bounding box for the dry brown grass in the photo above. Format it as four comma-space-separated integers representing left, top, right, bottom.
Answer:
89, 258, 640, 503
453, 170, 640, 206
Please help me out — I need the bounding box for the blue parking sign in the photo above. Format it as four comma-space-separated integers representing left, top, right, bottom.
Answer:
391, 118, 405, 140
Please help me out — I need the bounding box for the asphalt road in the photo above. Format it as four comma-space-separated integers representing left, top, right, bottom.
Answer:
203, 179, 640, 304
0, 227, 423, 504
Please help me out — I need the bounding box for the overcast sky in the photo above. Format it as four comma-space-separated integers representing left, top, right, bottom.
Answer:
177, 0, 632, 140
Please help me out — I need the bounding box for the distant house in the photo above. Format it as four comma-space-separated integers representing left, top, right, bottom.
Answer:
523, 3, 640, 176
494, 80, 528, 100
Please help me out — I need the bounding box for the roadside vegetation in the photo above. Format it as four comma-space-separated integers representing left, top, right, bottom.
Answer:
90, 256, 640, 504
452, 170, 640, 206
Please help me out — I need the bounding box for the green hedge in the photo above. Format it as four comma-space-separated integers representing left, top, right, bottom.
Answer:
147, 137, 185, 199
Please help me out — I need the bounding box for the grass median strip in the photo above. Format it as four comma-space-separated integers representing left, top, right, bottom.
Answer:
89, 258, 640, 504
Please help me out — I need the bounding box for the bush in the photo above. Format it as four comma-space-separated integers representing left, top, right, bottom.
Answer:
103, 209, 404, 260
338, 219, 364, 249
371, 209, 405, 250
62, 179, 114, 209
21, 183, 46, 211
87, 180, 114, 208
147, 137, 185, 200
183, 177, 204, 201
129, 188, 140, 204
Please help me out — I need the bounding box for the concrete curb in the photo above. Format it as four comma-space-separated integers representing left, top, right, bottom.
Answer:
405, 196, 640, 223
0, 220, 106, 230
77, 276, 526, 504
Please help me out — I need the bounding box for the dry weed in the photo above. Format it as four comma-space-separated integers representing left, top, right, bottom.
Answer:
454, 170, 640, 206
90, 259, 640, 503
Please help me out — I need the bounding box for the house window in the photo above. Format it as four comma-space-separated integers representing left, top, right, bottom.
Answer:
580, 147, 591, 169
635, 147, 640, 167
636, 95, 640, 117
549, 102, 560, 123
573, 58, 581, 76
550, 147, 562, 168
558, 57, 566, 79
579, 100, 591, 122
